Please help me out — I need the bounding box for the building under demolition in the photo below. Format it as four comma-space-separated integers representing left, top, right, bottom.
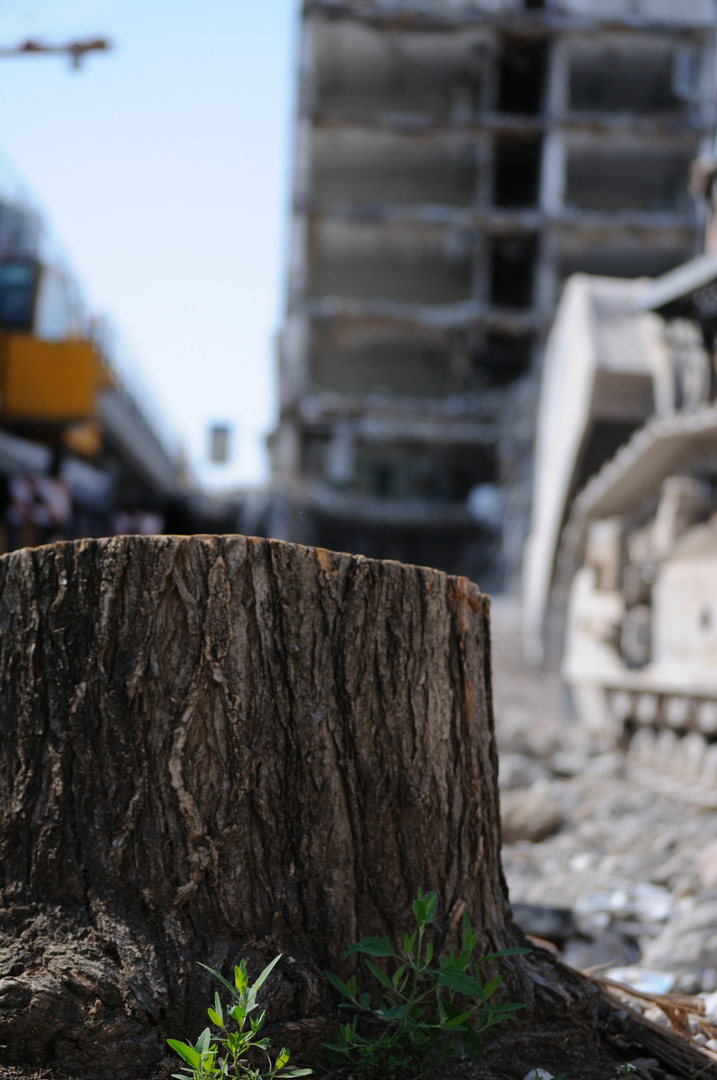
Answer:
270, 0, 717, 588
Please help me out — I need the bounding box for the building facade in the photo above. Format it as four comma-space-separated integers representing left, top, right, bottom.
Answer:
271, 0, 716, 588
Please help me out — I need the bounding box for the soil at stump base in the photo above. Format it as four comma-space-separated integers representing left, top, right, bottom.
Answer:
0, 537, 711, 1080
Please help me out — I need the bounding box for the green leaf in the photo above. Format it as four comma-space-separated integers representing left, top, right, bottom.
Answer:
391, 964, 406, 989
358, 991, 372, 1008
251, 1009, 267, 1035
325, 970, 354, 1000
483, 1001, 525, 1014
461, 1023, 484, 1064
443, 1007, 474, 1030
455, 948, 472, 970
252, 953, 282, 993
322, 1032, 349, 1054
424, 941, 434, 966
482, 976, 502, 1001
343, 936, 396, 958
462, 911, 477, 956
365, 958, 394, 990
207, 1007, 223, 1029
276, 1047, 290, 1069
437, 968, 483, 998
412, 897, 427, 926
424, 891, 438, 924
404, 930, 416, 957
283, 1070, 313, 1077
196, 1028, 213, 1055
229, 1002, 247, 1025
380, 1002, 408, 1021
442, 1000, 474, 1027
167, 1040, 201, 1069
198, 963, 241, 1003
234, 960, 248, 996
213, 992, 224, 1027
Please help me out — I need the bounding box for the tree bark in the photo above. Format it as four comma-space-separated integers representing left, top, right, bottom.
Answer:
0, 536, 712, 1080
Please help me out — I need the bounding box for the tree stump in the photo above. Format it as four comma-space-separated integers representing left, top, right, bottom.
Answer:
0, 536, 713, 1080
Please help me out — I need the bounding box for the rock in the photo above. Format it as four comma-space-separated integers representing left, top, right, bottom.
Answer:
604, 967, 675, 994
698, 839, 717, 891
572, 883, 672, 940
643, 1005, 670, 1029
511, 903, 574, 945
641, 899, 717, 984
562, 931, 639, 972
702, 988, 717, 1024
498, 753, 550, 791
501, 782, 562, 844
548, 750, 588, 778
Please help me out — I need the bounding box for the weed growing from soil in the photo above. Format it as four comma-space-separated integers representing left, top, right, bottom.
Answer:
167, 955, 311, 1080
323, 887, 530, 1078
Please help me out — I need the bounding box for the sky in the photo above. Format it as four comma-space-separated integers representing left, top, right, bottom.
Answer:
0, 0, 299, 490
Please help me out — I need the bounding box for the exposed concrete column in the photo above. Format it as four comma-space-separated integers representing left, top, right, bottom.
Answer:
278, 312, 310, 413
534, 229, 560, 315
545, 34, 569, 122
472, 231, 491, 305
272, 417, 303, 486
286, 17, 315, 310
280, 14, 315, 467
541, 131, 566, 215
477, 27, 499, 114
541, 34, 568, 218
475, 132, 494, 207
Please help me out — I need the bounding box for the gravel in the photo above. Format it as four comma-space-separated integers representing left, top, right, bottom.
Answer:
490, 596, 717, 992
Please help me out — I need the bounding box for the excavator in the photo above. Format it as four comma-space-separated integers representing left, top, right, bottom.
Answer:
523, 165, 717, 806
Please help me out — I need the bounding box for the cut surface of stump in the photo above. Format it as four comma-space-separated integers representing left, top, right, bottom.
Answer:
0, 535, 711, 1080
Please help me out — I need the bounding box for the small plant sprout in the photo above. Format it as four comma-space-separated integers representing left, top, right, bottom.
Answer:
168, 955, 311, 1080
323, 887, 530, 1079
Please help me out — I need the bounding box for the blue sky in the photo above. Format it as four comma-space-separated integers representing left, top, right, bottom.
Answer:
0, 0, 299, 489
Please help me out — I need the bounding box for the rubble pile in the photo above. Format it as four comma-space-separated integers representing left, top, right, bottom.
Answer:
491, 597, 717, 1063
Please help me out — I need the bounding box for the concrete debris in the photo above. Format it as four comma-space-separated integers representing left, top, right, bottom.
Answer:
699, 840, 717, 891
643, 1005, 671, 1029
500, 781, 563, 844
492, 597, 717, 1012
497, 752, 550, 791
510, 903, 574, 946
604, 969, 675, 996
563, 932, 639, 972
641, 901, 717, 985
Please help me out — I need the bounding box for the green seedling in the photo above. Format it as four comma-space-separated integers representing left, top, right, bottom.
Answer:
168, 955, 311, 1080
323, 887, 530, 1079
